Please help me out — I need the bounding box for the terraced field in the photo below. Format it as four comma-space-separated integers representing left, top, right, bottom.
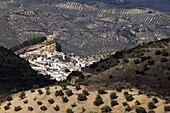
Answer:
0, 0, 169, 56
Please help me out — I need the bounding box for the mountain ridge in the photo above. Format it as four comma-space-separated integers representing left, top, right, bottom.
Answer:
0, 46, 54, 95
82, 38, 170, 96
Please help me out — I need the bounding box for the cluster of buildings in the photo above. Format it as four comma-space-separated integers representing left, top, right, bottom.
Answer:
19, 50, 95, 81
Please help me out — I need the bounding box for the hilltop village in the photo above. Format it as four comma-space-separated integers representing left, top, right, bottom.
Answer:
19, 32, 95, 81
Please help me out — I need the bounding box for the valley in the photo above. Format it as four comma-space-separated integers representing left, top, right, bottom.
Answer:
0, 0, 169, 56
0, 0, 170, 113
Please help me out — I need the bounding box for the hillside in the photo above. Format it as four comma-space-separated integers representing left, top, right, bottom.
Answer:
82, 38, 170, 96
0, 46, 54, 95
0, 0, 169, 56
0, 85, 169, 113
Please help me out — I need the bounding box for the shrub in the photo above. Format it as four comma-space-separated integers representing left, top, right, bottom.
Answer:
77, 93, 87, 101
136, 107, 147, 113
111, 100, 118, 107
141, 56, 149, 62
148, 110, 155, 113
164, 106, 170, 111
48, 98, 55, 104
46, 90, 50, 95
33, 97, 37, 101
155, 50, 161, 55
116, 86, 122, 92
45, 87, 50, 95
62, 96, 69, 103
143, 66, 149, 71
28, 106, 33, 111
23, 99, 29, 104
87, 75, 92, 78
122, 102, 128, 106
101, 105, 112, 112
148, 60, 155, 65
93, 95, 104, 106
123, 58, 129, 63
37, 89, 43, 95
66, 108, 73, 113
75, 78, 84, 83
7, 96, 13, 101
10, 89, 17, 94
135, 70, 140, 74
135, 100, 141, 105
125, 95, 134, 101
152, 98, 158, 103
37, 101, 43, 105
14, 106, 22, 111
65, 90, 74, 96
162, 51, 169, 56
125, 105, 132, 111
76, 85, 81, 90
55, 90, 64, 96
19, 91, 26, 99
89, 111, 98, 113
4, 105, 10, 110
168, 75, 170, 80
40, 106, 47, 111
65, 68, 70, 73
163, 97, 170, 104
7, 102, 12, 106
31, 89, 35, 93
98, 89, 107, 94
82, 89, 89, 96
109, 75, 113, 79
71, 103, 77, 107
45, 86, 49, 90
110, 92, 117, 99
61, 84, 67, 90
148, 102, 156, 109
140, 70, 145, 75
32, 84, 39, 89
82, 107, 86, 112
54, 105, 60, 111
136, 52, 144, 58
138, 91, 143, 95
123, 91, 129, 96
160, 58, 168, 62
134, 59, 140, 64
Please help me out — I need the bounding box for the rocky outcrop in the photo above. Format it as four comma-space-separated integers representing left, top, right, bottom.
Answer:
18, 40, 62, 55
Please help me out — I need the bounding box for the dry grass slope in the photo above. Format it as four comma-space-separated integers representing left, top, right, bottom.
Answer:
0, 85, 169, 113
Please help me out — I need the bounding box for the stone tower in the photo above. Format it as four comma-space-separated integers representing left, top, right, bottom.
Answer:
47, 31, 57, 41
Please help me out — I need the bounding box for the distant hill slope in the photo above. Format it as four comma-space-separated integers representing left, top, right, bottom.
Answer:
0, 46, 53, 95
82, 38, 170, 96
0, 0, 169, 56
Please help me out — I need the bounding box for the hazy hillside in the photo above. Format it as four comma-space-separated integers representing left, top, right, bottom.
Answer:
82, 38, 170, 96
0, 0, 169, 56
0, 46, 54, 95
7, 0, 170, 12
